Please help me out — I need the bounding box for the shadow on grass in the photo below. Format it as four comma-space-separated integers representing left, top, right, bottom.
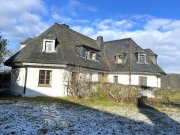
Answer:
0, 91, 180, 134
137, 98, 180, 134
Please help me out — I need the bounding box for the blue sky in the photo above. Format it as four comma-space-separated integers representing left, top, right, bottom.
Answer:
0, 0, 180, 73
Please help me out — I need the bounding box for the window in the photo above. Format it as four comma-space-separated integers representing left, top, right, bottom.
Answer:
114, 76, 118, 83
115, 54, 123, 63
42, 39, 55, 53
45, 41, 53, 52
138, 54, 146, 64
85, 49, 90, 59
139, 76, 147, 86
89, 74, 92, 81
92, 52, 97, 60
72, 72, 78, 81
82, 47, 97, 61
38, 70, 52, 86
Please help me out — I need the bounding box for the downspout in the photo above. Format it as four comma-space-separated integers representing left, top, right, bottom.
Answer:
23, 67, 28, 95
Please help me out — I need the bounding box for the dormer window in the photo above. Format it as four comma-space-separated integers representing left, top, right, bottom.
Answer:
82, 47, 97, 61
85, 49, 90, 59
115, 54, 123, 63
138, 54, 146, 64
42, 39, 56, 53
92, 52, 97, 60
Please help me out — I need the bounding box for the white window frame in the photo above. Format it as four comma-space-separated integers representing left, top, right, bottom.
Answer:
138, 53, 146, 64
42, 39, 56, 53
92, 52, 97, 61
115, 54, 123, 63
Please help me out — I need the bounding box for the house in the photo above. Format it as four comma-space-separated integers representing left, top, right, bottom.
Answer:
5, 23, 166, 97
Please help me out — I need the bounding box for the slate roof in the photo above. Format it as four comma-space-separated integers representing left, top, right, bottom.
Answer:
20, 37, 36, 45
5, 23, 108, 71
104, 38, 165, 75
144, 49, 157, 56
5, 23, 165, 75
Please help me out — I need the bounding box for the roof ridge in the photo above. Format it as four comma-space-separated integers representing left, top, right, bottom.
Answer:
104, 38, 132, 44
57, 23, 96, 42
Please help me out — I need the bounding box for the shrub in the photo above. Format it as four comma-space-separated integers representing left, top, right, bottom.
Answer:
90, 82, 139, 103
154, 88, 180, 102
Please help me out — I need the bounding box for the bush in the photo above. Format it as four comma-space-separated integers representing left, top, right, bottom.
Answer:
154, 88, 180, 102
90, 82, 139, 103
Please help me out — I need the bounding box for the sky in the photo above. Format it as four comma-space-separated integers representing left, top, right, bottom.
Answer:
0, 0, 180, 73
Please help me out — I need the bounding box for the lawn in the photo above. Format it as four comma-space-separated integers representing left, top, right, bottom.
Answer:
0, 97, 180, 135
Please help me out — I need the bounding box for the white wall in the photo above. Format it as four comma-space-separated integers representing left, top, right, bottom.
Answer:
11, 67, 67, 97
10, 66, 161, 97
108, 74, 161, 87
25, 67, 67, 97
92, 74, 98, 82
108, 74, 129, 85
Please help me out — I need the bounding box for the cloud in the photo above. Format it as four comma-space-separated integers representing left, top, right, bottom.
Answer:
60, 0, 97, 17
0, 0, 49, 51
94, 19, 134, 30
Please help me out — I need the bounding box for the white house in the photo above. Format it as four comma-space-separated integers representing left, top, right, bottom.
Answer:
5, 23, 166, 97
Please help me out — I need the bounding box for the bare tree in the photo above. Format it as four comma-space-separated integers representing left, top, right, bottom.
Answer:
0, 34, 11, 63
63, 66, 92, 98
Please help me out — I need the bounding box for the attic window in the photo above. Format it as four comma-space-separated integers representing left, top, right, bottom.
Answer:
81, 47, 98, 61
42, 39, 56, 53
138, 54, 146, 64
92, 52, 97, 60
85, 49, 90, 59
115, 54, 123, 63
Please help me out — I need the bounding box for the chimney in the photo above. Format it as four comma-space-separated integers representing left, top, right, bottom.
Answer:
61, 24, 69, 28
96, 36, 103, 50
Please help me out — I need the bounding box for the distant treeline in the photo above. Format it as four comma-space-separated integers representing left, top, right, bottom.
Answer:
161, 74, 180, 90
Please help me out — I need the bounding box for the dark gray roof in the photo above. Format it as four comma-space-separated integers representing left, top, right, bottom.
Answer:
20, 37, 36, 45
5, 23, 165, 75
144, 49, 157, 56
5, 23, 108, 71
104, 38, 165, 75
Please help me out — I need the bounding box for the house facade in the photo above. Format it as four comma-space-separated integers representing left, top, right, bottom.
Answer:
5, 23, 165, 97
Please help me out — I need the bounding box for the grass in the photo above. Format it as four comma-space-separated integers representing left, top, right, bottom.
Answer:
0, 87, 179, 111
0, 92, 135, 108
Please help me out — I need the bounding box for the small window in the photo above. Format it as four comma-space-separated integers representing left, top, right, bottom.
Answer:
114, 76, 118, 83
115, 55, 123, 63
138, 54, 146, 64
45, 41, 53, 52
38, 70, 52, 87
85, 49, 90, 59
72, 72, 78, 81
42, 39, 55, 53
139, 76, 147, 86
92, 52, 97, 60
82, 48, 86, 57
89, 74, 92, 81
